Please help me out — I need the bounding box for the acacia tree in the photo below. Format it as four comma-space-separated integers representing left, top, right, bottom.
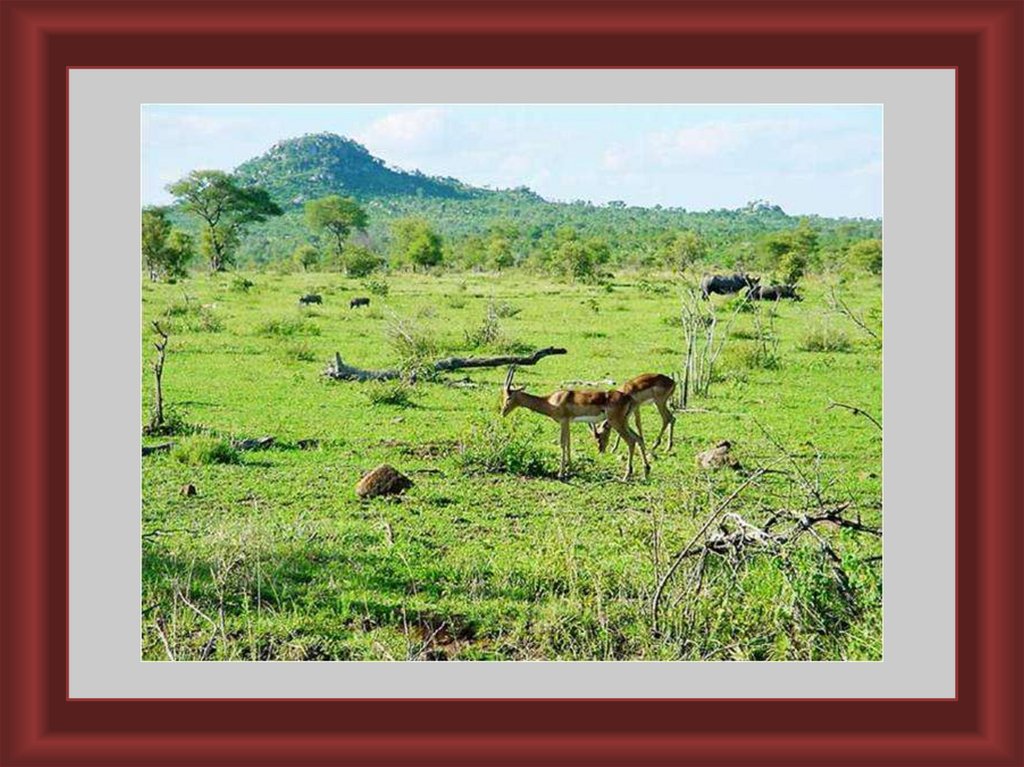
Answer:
141, 207, 194, 280
166, 170, 281, 271
304, 195, 368, 261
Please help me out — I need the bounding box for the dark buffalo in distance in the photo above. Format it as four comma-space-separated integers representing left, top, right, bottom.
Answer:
350, 297, 371, 309
299, 293, 323, 305
748, 284, 802, 302
701, 273, 759, 299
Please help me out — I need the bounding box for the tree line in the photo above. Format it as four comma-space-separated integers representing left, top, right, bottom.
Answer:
142, 170, 882, 283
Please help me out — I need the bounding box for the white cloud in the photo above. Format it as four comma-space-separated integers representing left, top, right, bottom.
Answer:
355, 108, 447, 152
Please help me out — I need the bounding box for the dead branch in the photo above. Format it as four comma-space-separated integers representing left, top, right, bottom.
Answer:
827, 401, 882, 431
651, 466, 770, 635
828, 284, 879, 340
324, 346, 568, 381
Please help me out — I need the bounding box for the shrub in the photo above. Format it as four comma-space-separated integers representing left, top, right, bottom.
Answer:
447, 296, 467, 309
385, 315, 438, 371
636, 279, 670, 296
362, 278, 390, 297
344, 246, 384, 278
231, 276, 255, 292
490, 301, 522, 318
800, 325, 853, 353
257, 316, 321, 337
173, 436, 239, 466
458, 419, 550, 477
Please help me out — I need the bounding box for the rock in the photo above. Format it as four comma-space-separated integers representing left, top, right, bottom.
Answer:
296, 438, 320, 450
696, 440, 742, 470
356, 464, 413, 499
180, 483, 197, 497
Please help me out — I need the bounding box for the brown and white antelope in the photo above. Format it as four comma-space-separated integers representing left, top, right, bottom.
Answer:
593, 373, 676, 454
500, 366, 650, 481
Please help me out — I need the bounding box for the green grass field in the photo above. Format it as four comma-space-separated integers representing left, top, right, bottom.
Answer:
142, 270, 882, 661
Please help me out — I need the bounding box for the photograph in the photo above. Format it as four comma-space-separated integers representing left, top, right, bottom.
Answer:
140, 103, 883, 662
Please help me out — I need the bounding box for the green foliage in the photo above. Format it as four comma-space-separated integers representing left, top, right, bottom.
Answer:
847, 238, 883, 275
304, 195, 368, 258
391, 217, 444, 270
231, 276, 255, 292
362, 277, 390, 297
172, 436, 240, 466
256, 316, 321, 337
342, 245, 384, 278
760, 219, 819, 284
458, 418, 551, 477
142, 207, 194, 280
662, 229, 708, 271
555, 231, 610, 283
233, 133, 481, 203
291, 243, 320, 271
364, 380, 417, 407
167, 170, 282, 271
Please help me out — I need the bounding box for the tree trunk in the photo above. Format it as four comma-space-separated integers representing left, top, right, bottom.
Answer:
324, 346, 568, 382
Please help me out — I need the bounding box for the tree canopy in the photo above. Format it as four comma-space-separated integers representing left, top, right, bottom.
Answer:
167, 170, 282, 271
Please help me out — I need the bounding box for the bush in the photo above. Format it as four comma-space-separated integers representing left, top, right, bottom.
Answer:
163, 298, 224, 333
490, 301, 522, 318
458, 419, 550, 477
364, 380, 416, 407
230, 276, 255, 292
385, 315, 438, 371
173, 436, 239, 466
257, 316, 321, 337
344, 246, 384, 278
362, 278, 390, 297
636, 279, 670, 296
800, 325, 853, 353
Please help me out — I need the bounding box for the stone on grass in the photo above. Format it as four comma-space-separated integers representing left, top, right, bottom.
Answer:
356, 464, 413, 499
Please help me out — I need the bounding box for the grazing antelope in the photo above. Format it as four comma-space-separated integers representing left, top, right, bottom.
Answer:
500, 367, 650, 481
593, 373, 676, 455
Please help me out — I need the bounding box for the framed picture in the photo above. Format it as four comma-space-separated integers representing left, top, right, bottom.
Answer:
3, 1, 1021, 765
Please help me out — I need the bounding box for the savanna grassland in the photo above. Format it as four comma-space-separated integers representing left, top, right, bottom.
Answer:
142, 270, 882, 661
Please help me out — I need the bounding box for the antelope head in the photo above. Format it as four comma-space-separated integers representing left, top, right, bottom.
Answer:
592, 421, 614, 453
501, 366, 524, 416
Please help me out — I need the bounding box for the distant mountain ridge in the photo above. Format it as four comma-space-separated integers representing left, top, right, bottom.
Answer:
233, 132, 488, 205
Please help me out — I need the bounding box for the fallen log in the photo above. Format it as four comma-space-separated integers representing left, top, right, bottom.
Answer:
323, 347, 568, 382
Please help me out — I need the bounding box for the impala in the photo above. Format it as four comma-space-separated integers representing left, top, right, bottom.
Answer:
593, 373, 676, 454
500, 367, 650, 481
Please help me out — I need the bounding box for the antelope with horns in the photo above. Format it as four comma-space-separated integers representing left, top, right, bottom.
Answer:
593, 373, 676, 454
500, 366, 650, 481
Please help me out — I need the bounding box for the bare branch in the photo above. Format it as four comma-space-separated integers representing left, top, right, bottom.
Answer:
827, 400, 882, 431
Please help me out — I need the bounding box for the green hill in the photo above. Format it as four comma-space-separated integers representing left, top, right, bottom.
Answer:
233, 133, 483, 205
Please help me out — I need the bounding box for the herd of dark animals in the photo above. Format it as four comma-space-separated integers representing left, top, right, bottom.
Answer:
700, 272, 802, 301
306, 271, 799, 481
299, 293, 371, 309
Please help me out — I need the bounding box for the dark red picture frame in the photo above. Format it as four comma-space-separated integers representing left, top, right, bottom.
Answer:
2, 1, 1022, 764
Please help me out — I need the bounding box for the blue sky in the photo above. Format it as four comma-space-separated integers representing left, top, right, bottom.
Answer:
142, 104, 882, 218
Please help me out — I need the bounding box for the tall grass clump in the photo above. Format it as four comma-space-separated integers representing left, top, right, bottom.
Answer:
364, 380, 417, 408
257, 316, 321, 337
458, 418, 551, 477
800, 324, 853, 353
385, 314, 438, 373
173, 436, 240, 466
